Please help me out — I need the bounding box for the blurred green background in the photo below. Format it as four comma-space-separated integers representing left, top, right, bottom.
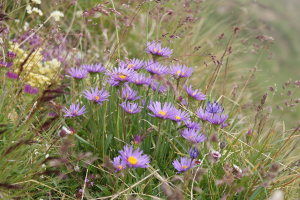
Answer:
236, 0, 300, 84
214, 0, 300, 127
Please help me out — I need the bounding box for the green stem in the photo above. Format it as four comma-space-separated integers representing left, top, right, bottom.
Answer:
154, 122, 162, 159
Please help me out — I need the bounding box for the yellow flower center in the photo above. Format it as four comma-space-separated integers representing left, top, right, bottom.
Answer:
175, 116, 181, 120
182, 165, 188, 169
158, 111, 166, 116
127, 64, 134, 69
136, 79, 139, 83
119, 74, 127, 80
129, 109, 133, 113
118, 165, 123, 170
192, 92, 197, 96
95, 96, 100, 101
128, 156, 138, 165
176, 70, 181, 75
153, 48, 162, 53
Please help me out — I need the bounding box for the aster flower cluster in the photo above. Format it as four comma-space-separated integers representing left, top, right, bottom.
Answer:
63, 86, 110, 117
148, 101, 193, 123
60, 40, 229, 175
147, 100, 206, 173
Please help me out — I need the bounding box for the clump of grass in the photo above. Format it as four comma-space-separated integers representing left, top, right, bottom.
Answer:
0, 0, 299, 199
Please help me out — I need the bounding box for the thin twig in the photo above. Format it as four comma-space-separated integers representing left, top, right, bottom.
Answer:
81, 169, 89, 200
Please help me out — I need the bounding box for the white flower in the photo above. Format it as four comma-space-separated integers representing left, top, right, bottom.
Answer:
32, 0, 41, 4
50, 10, 64, 22
74, 165, 80, 172
268, 190, 284, 200
23, 22, 29, 31
26, 5, 32, 14
75, 11, 83, 17
32, 7, 43, 16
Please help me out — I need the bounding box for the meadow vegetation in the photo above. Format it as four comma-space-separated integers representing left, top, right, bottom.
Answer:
0, 0, 299, 199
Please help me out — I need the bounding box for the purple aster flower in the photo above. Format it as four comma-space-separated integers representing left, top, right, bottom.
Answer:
133, 135, 143, 144
0, 61, 13, 68
119, 145, 150, 168
205, 101, 224, 114
207, 113, 228, 125
120, 102, 142, 114
121, 85, 140, 101
6, 71, 19, 79
150, 81, 167, 93
146, 41, 173, 57
82, 63, 106, 73
112, 155, 127, 171
7, 51, 17, 58
129, 73, 152, 86
83, 87, 110, 104
24, 84, 39, 94
196, 107, 228, 125
168, 108, 190, 122
185, 85, 206, 101
196, 108, 212, 121
107, 66, 136, 86
63, 103, 86, 117
189, 147, 199, 159
184, 120, 202, 130
120, 58, 144, 70
67, 67, 88, 79
172, 157, 196, 172
107, 78, 120, 86
0, 61, 6, 68
246, 129, 253, 136
181, 128, 206, 144
170, 64, 193, 78
145, 60, 169, 75
148, 101, 174, 119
